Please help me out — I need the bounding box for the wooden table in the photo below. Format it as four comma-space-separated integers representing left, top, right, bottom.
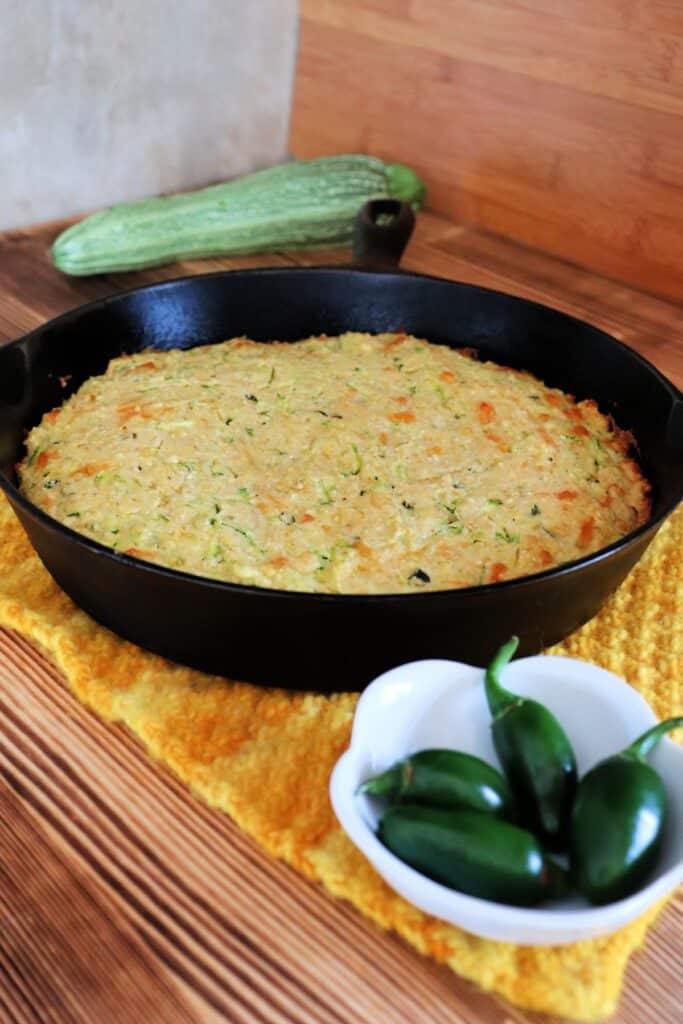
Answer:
0, 214, 681, 1024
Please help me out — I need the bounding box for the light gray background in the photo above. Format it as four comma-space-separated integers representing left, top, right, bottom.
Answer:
0, 0, 298, 228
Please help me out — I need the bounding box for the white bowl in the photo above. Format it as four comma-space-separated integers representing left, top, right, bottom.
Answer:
330, 655, 683, 945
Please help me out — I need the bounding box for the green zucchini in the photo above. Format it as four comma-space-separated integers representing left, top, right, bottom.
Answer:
52, 155, 426, 276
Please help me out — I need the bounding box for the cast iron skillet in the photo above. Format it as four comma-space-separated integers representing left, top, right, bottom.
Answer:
0, 202, 681, 690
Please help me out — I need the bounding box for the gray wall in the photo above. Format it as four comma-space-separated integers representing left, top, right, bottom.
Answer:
0, 1, 298, 229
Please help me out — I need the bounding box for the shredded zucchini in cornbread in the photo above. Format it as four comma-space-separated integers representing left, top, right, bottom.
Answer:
19, 333, 650, 593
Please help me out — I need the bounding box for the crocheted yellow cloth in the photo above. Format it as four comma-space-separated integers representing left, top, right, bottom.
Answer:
0, 493, 680, 1021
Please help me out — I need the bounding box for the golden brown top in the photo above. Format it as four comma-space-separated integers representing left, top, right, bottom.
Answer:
19, 332, 650, 593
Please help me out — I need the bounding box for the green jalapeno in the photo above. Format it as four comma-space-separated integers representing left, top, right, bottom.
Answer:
358, 749, 514, 818
571, 716, 683, 905
378, 803, 568, 906
484, 637, 577, 849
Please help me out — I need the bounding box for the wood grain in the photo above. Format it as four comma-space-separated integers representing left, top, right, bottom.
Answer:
0, 779, 198, 1024
291, 0, 683, 301
0, 630, 523, 1024
2, 623, 682, 1024
0, 216, 681, 1022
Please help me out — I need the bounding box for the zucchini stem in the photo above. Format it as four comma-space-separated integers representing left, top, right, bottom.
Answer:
384, 163, 427, 208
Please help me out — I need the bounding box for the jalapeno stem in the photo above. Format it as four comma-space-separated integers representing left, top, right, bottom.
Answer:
358, 763, 409, 799
623, 717, 683, 761
484, 636, 521, 717
543, 858, 570, 900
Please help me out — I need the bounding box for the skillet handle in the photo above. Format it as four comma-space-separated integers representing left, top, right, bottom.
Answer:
352, 200, 415, 270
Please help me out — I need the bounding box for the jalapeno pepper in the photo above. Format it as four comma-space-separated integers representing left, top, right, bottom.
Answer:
378, 803, 568, 906
484, 637, 577, 849
359, 749, 514, 818
571, 716, 683, 905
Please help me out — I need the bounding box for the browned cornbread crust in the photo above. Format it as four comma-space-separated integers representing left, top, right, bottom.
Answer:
19, 332, 650, 593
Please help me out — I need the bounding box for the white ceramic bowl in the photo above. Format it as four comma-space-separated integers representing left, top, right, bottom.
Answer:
330, 655, 683, 945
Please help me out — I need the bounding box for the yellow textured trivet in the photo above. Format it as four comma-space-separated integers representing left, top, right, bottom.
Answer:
0, 493, 681, 1021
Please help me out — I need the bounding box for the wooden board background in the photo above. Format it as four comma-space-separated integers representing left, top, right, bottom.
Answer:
0, 213, 682, 1022
291, 0, 683, 302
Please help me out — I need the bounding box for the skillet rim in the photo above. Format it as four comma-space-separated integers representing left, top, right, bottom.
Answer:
0, 263, 680, 604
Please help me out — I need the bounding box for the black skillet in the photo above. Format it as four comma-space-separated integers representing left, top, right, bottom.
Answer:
0, 201, 681, 690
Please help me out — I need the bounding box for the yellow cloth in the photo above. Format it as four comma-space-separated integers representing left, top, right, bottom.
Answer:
0, 492, 680, 1021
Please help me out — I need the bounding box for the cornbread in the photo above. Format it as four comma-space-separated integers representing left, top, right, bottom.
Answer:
18, 332, 650, 593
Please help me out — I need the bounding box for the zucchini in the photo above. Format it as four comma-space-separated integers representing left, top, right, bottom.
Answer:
52, 155, 426, 276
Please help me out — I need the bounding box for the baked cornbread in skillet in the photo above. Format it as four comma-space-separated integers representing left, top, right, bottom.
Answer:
19, 332, 650, 594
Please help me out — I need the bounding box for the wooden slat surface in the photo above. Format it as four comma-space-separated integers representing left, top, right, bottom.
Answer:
291, 0, 683, 302
0, 214, 682, 1023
